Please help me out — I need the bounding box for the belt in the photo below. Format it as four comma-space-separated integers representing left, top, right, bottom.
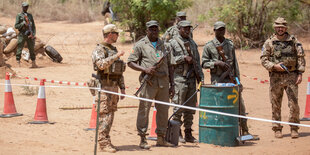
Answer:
100, 74, 121, 80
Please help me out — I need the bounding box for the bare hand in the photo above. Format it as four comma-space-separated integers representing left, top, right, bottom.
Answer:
184, 56, 193, 64
215, 61, 230, 71
117, 51, 125, 57
144, 66, 156, 75
273, 63, 285, 72
296, 74, 302, 85
120, 89, 126, 100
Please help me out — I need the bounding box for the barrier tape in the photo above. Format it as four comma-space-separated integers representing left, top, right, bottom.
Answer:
1, 82, 310, 128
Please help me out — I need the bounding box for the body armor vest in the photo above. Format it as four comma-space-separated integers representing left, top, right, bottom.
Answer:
272, 39, 297, 71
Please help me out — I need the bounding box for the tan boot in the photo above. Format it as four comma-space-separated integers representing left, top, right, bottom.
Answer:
291, 130, 299, 139
275, 131, 283, 138
100, 144, 116, 153
139, 136, 150, 149
31, 60, 38, 68
156, 135, 175, 147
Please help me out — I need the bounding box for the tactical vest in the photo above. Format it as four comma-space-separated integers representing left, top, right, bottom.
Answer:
271, 38, 297, 71
94, 45, 126, 78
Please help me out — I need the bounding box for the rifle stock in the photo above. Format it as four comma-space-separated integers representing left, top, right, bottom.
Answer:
184, 41, 201, 83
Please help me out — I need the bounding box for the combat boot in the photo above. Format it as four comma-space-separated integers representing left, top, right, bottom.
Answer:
291, 130, 299, 139
275, 130, 283, 138
100, 144, 116, 153
139, 136, 150, 149
156, 135, 175, 147
179, 129, 186, 143
31, 60, 38, 68
184, 128, 198, 143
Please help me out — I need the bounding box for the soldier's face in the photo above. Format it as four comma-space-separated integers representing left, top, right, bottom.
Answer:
22, 6, 28, 12
179, 26, 191, 39
275, 26, 287, 36
110, 32, 119, 43
147, 26, 159, 40
215, 27, 225, 38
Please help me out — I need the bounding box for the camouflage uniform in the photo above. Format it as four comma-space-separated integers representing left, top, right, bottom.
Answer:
261, 33, 305, 132
169, 34, 204, 130
202, 37, 249, 133
92, 42, 125, 150
15, 10, 36, 61
127, 36, 171, 137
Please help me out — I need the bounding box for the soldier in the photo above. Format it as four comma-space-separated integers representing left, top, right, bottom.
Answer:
14, 2, 37, 68
260, 17, 306, 138
201, 21, 252, 136
162, 12, 187, 42
169, 20, 204, 143
91, 24, 126, 153
128, 20, 175, 149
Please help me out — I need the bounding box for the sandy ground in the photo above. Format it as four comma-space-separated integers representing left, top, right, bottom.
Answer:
1, 16, 310, 155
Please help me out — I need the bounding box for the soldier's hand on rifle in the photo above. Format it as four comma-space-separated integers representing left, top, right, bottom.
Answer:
117, 51, 125, 57
215, 61, 229, 71
120, 89, 126, 100
144, 66, 156, 75
273, 63, 285, 72
184, 56, 193, 64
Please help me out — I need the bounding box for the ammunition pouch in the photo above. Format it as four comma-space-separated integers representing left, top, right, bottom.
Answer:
271, 40, 297, 72
103, 59, 126, 75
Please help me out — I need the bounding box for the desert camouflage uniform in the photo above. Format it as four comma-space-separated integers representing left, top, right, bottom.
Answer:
91, 42, 125, 149
202, 37, 249, 133
15, 12, 36, 61
261, 33, 305, 131
169, 35, 204, 129
0, 39, 4, 66
127, 36, 171, 137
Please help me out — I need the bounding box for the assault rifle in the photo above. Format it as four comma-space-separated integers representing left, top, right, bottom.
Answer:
184, 41, 201, 83
134, 49, 171, 96
23, 14, 35, 40
216, 45, 236, 83
280, 64, 290, 73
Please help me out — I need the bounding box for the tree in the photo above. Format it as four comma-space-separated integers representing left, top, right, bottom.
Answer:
110, 0, 192, 40
207, 0, 304, 48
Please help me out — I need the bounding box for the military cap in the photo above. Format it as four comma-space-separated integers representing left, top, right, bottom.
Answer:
102, 24, 122, 34
176, 12, 186, 17
214, 21, 226, 30
22, 2, 29, 7
273, 17, 287, 28
146, 20, 159, 28
178, 20, 192, 27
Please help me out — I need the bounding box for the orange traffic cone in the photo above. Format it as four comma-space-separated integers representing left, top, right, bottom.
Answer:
29, 79, 50, 124
0, 72, 23, 118
301, 77, 310, 121
85, 96, 97, 131
148, 107, 157, 140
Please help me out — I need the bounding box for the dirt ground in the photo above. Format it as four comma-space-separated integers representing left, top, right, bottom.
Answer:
1, 16, 310, 155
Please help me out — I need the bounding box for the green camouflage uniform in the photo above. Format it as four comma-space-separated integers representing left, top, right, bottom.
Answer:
92, 42, 125, 149
202, 37, 249, 133
169, 35, 204, 129
15, 12, 36, 61
261, 33, 306, 131
127, 36, 171, 137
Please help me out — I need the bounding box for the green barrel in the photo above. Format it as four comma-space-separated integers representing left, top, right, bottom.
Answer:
199, 84, 239, 146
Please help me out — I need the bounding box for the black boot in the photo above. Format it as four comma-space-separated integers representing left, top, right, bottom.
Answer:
179, 129, 186, 143
184, 128, 198, 143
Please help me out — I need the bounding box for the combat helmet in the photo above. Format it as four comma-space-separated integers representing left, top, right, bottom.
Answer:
273, 17, 287, 28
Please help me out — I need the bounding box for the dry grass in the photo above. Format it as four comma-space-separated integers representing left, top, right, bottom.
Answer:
0, 0, 104, 23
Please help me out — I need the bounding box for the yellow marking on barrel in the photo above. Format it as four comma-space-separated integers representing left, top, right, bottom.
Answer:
227, 88, 239, 104
200, 111, 208, 119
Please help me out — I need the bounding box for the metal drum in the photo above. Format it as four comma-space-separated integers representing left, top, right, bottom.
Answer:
199, 84, 239, 146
